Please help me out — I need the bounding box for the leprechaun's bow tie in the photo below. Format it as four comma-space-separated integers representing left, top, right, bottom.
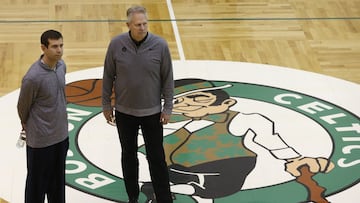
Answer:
170, 113, 228, 123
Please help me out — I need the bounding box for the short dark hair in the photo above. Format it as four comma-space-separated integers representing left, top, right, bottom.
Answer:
40, 29, 63, 48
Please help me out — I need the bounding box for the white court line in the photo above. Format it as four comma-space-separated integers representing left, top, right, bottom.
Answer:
166, 0, 186, 61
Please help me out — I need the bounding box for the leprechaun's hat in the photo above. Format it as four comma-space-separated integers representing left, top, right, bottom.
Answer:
174, 78, 232, 98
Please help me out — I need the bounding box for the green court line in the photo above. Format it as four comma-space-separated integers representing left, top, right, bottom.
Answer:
0, 17, 360, 23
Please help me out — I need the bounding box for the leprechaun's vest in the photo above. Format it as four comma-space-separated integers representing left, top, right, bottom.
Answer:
164, 110, 257, 167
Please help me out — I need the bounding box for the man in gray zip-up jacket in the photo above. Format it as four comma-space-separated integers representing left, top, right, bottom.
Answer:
102, 5, 174, 203
17, 30, 69, 203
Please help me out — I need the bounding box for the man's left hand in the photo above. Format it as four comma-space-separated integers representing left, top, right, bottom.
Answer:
160, 112, 171, 124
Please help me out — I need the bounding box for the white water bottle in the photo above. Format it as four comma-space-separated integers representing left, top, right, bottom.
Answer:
16, 130, 26, 148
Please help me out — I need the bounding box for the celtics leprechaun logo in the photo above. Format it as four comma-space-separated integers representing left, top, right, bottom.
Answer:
64, 78, 359, 203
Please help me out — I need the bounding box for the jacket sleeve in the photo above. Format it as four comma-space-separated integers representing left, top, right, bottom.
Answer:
17, 77, 36, 125
160, 41, 174, 115
102, 41, 116, 111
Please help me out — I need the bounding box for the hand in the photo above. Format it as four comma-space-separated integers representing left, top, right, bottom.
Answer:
103, 109, 113, 122
160, 112, 171, 124
103, 109, 116, 126
21, 123, 26, 131
285, 157, 335, 177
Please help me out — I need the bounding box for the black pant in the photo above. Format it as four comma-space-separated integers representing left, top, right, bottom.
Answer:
25, 138, 69, 203
115, 111, 173, 203
170, 156, 256, 198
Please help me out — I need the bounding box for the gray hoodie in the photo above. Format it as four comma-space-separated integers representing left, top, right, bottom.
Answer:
17, 56, 68, 148
102, 32, 174, 116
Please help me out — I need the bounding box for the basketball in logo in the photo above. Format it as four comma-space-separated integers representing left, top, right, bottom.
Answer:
65, 79, 115, 107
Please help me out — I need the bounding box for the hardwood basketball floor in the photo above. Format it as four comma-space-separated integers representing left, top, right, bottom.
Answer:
0, 0, 359, 97
0, 1, 359, 202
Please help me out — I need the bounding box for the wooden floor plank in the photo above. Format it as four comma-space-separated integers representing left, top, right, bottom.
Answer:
0, 0, 359, 96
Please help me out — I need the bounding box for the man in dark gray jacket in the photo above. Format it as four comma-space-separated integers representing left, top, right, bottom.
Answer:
102, 5, 174, 203
17, 29, 69, 203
